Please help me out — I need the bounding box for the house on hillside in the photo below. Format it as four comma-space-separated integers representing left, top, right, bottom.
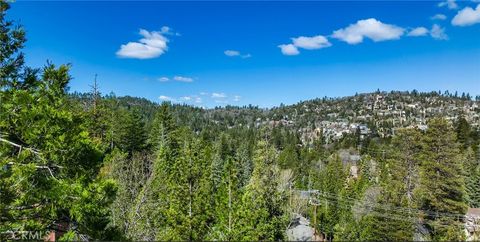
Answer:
465, 208, 480, 241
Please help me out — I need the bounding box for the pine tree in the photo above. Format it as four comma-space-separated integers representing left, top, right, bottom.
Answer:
465, 148, 480, 207
359, 129, 422, 240
125, 104, 181, 240
234, 140, 288, 240
416, 118, 467, 240
456, 115, 471, 150
111, 108, 147, 153
313, 154, 347, 240
0, 4, 117, 239
149, 102, 177, 150
0, 1, 25, 86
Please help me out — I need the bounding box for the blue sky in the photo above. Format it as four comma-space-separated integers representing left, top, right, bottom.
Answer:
8, 1, 480, 107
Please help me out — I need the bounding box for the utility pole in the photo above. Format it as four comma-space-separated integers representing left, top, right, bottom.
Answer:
228, 168, 232, 234
309, 194, 321, 241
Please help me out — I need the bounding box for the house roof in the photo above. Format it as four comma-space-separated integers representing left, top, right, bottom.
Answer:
467, 208, 480, 217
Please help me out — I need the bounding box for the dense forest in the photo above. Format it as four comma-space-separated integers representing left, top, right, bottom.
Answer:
1, 1, 480, 240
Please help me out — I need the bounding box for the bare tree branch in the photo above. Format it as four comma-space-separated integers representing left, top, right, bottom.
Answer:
0, 136, 42, 155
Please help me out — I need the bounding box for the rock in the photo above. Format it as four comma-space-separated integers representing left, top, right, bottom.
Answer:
286, 214, 315, 241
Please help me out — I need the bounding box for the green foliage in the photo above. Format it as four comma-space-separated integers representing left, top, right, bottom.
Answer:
234, 140, 288, 240
465, 148, 480, 207
0, 0, 25, 85
313, 154, 347, 240
2, 3, 479, 239
416, 118, 467, 240
0, 4, 116, 239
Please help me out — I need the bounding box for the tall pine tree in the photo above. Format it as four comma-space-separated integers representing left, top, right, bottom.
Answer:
416, 118, 467, 240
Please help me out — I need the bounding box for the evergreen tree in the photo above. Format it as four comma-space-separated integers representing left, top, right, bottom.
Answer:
0, 62, 116, 239
234, 140, 288, 240
314, 154, 347, 240
456, 115, 471, 150
465, 148, 480, 208
0, 1, 25, 86
359, 129, 422, 240
111, 108, 147, 153
149, 102, 176, 150
416, 118, 467, 240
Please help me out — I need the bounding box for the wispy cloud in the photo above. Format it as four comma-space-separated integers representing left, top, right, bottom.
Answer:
224, 50, 251, 58
332, 18, 404, 44
212, 92, 227, 99
157, 92, 240, 106
438, 0, 458, 9
407, 27, 429, 37
430, 24, 448, 40
279, 35, 331, 55
157, 75, 194, 83
292, 35, 332, 50
160, 26, 181, 36
117, 28, 173, 59
406, 25, 448, 40
177, 95, 202, 104
452, 4, 480, 26
431, 14, 447, 20
159, 95, 175, 102
224, 50, 240, 56
278, 44, 300, 56
173, 76, 194, 82
158, 77, 170, 82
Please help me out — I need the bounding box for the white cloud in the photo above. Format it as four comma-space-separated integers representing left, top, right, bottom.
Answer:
438, 0, 458, 9
160, 26, 171, 34
158, 77, 169, 82
407, 25, 448, 40
452, 4, 480, 26
159, 95, 175, 102
173, 76, 194, 82
291, 35, 332, 50
431, 14, 447, 20
430, 24, 448, 40
332, 18, 405, 44
159, 26, 181, 36
171, 95, 203, 104
224, 50, 252, 58
211, 92, 227, 98
407, 27, 429, 36
158, 92, 237, 106
224, 50, 240, 56
278, 44, 300, 55
116, 28, 170, 59
158, 76, 194, 83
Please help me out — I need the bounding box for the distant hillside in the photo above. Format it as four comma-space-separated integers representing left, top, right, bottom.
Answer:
70, 90, 480, 144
